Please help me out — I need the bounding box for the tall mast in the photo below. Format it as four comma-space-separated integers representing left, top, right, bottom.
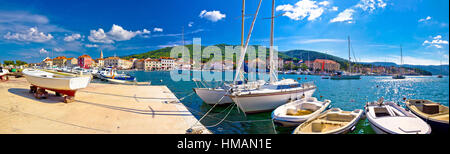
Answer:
269, 0, 276, 83
400, 45, 403, 75
348, 36, 351, 73
233, 0, 263, 83
182, 26, 185, 46
241, 0, 245, 48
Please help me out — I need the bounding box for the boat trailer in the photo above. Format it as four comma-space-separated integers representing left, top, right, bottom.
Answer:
29, 85, 76, 103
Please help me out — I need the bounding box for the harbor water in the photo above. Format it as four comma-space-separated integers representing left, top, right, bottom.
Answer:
121, 71, 449, 134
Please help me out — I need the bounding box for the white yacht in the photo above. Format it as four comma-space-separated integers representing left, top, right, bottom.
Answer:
229, 0, 316, 113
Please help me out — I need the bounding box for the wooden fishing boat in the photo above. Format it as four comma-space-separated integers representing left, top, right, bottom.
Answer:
405, 99, 449, 133
293, 108, 363, 134
22, 69, 91, 103
272, 97, 331, 127
365, 98, 431, 134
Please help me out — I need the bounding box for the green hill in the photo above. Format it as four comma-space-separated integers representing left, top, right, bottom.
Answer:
121, 44, 292, 62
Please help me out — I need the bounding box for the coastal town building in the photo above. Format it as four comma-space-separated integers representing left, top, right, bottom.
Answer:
78, 55, 94, 69
40, 57, 53, 67
160, 57, 175, 70
305, 59, 340, 72
53, 56, 67, 67
144, 58, 161, 70
133, 59, 145, 70
95, 58, 104, 67
65, 58, 78, 67
104, 57, 133, 69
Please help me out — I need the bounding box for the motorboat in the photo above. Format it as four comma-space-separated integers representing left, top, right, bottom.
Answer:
272, 97, 331, 127
392, 74, 405, 79
365, 98, 431, 134
229, 79, 316, 113
293, 108, 363, 134
22, 69, 91, 103
330, 71, 361, 80
405, 99, 449, 133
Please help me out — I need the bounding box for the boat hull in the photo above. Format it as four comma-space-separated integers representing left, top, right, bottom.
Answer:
330, 75, 361, 80
23, 69, 91, 91
194, 88, 233, 105
231, 88, 316, 113
272, 100, 330, 127
365, 102, 431, 134
405, 104, 449, 134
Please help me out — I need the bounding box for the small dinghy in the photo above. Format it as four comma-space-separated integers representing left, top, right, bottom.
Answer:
365, 97, 431, 134
272, 97, 331, 127
22, 69, 91, 103
293, 108, 363, 134
405, 99, 449, 133
106, 78, 137, 85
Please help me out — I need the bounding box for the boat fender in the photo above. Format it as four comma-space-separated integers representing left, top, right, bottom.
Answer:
350, 126, 356, 132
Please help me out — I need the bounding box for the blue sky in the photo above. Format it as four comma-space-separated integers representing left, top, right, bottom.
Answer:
0, 0, 448, 65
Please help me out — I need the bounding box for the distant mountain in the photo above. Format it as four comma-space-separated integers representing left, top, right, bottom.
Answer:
121, 45, 443, 75
360, 62, 449, 75
282, 49, 348, 63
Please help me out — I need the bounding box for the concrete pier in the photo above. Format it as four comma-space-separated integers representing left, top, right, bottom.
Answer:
0, 77, 210, 134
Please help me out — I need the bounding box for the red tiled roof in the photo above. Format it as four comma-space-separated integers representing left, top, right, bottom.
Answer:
313, 59, 338, 64
53, 56, 67, 60
78, 55, 92, 59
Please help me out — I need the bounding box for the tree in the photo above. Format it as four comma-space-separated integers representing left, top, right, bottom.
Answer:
3, 60, 14, 66
15, 60, 27, 66
300, 63, 308, 71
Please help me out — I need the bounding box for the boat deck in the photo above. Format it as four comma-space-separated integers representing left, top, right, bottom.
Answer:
0, 77, 210, 134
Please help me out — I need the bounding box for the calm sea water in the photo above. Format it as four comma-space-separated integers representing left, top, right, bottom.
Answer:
120, 71, 449, 134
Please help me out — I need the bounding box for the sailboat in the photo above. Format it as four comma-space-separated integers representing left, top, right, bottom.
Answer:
438, 58, 443, 78
228, 0, 317, 113
392, 45, 406, 79
194, 0, 259, 105
331, 36, 361, 80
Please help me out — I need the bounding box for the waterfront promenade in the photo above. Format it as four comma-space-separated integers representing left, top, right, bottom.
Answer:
0, 77, 210, 134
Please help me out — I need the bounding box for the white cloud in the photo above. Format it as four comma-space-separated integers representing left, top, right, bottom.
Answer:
330, 0, 387, 23
153, 27, 163, 32
188, 22, 194, 27
297, 38, 346, 44
64, 33, 81, 42
331, 7, 339, 11
423, 35, 449, 49
199, 10, 226, 22
3, 27, 53, 42
88, 24, 150, 44
276, 0, 329, 21
355, 0, 387, 12
39, 48, 48, 54
418, 16, 432, 23
318, 1, 330, 6
53, 48, 64, 52
85, 44, 99, 48
0, 11, 49, 24
330, 9, 355, 23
